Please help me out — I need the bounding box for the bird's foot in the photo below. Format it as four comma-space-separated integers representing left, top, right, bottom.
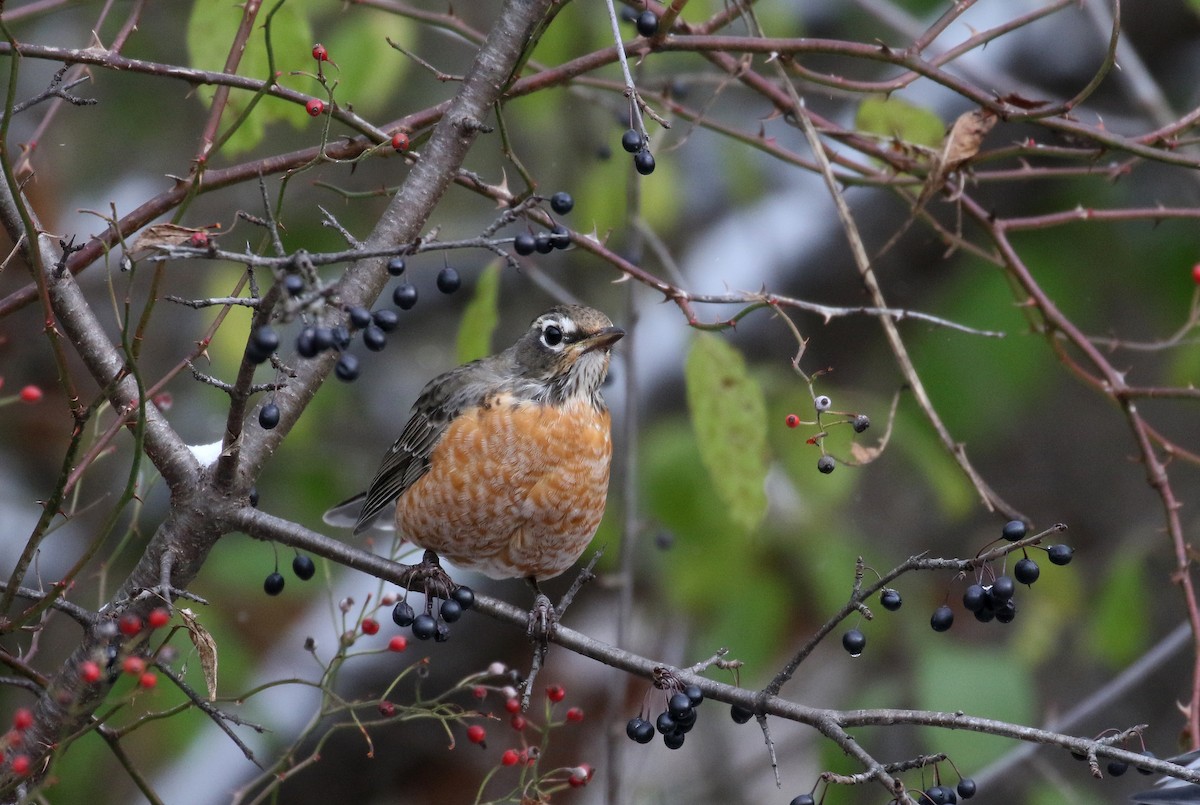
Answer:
526, 592, 559, 644
397, 550, 456, 600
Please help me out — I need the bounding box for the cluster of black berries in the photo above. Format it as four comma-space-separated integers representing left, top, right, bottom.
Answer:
254, 256, 463, 430
391, 585, 475, 642
620, 128, 656, 176
513, 192, 575, 256
626, 685, 704, 750
916, 779, 978, 803
263, 553, 318, 596
929, 520, 1074, 633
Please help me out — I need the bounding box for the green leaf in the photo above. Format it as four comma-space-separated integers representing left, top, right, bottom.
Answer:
456, 262, 501, 364
856, 95, 944, 150
186, 1, 314, 156
684, 333, 769, 535
1087, 556, 1149, 667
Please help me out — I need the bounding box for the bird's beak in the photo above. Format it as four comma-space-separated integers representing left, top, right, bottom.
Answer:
579, 326, 624, 353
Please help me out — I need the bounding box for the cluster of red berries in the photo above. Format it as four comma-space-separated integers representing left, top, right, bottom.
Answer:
929, 520, 1074, 633
391, 585, 475, 642
2, 706, 37, 777
626, 683, 705, 750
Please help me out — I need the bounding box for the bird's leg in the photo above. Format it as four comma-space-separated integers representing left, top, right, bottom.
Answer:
396, 550, 456, 600
519, 577, 556, 709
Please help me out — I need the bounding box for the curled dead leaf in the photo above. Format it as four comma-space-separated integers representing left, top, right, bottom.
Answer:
179, 608, 218, 701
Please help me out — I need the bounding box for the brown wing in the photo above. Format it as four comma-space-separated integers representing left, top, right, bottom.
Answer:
351, 357, 508, 534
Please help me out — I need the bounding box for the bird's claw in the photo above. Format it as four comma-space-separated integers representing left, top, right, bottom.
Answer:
526, 592, 558, 643
397, 550, 456, 600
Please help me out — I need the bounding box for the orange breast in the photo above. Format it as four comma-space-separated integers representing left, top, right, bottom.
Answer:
394, 396, 613, 580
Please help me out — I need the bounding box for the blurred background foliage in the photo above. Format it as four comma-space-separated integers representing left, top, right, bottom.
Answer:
1, 0, 1199, 803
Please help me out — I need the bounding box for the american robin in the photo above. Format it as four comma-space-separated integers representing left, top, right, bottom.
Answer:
324, 304, 623, 586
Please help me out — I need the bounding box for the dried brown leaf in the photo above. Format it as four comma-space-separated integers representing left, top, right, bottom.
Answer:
179, 608, 219, 701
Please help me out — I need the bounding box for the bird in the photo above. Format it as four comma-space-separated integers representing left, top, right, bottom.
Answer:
324, 303, 623, 588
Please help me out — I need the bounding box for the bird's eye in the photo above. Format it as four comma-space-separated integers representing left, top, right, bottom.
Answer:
542, 324, 564, 347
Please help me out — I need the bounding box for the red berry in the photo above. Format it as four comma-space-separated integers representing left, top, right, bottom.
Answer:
387, 635, 408, 652
122, 656, 146, 676
12, 709, 33, 731
504, 698, 521, 714
466, 724, 487, 746
569, 764, 593, 787
1193, 263, 1200, 284
188, 231, 209, 248
305, 98, 325, 117
118, 614, 142, 636
566, 707, 584, 722
785, 413, 800, 428
501, 749, 520, 766
138, 672, 158, 689
10, 755, 29, 775
361, 617, 380, 635
391, 132, 410, 152
546, 684, 566, 703
378, 701, 396, 717
510, 714, 527, 731
80, 661, 101, 683
312, 43, 328, 61
18, 385, 42, 403
147, 608, 170, 629
472, 685, 487, 699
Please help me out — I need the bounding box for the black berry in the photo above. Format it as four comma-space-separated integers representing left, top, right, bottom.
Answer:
436, 267, 461, 294
817, 455, 836, 474
296, 326, 318, 357
1107, 760, 1128, 777
730, 704, 753, 724
1002, 519, 1027, 541
635, 9, 659, 36
667, 692, 692, 720
995, 598, 1017, 623
655, 711, 676, 734
393, 282, 418, 310
534, 232, 554, 254
550, 191, 574, 214
362, 325, 387, 352
852, 414, 870, 433
247, 326, 279, 364
451, 586, 475, 609
962, 583, 986, 612
626, 717, 654, 744
439, 598, 463, 623
332, 325, 351, 349
1014, 557, 1040, 585
387, 257, 406, 276
284, 274, 304, 296
312, 326, 335, 352
292, 554, 316, 580
842, 628, 866, 655
392, 601, 416, 627
662, 730, 685, 750
880, 589, 902, 611
258, 402, 280, 430
1048, 544, 1074, 565
335, 353, 360, 382
263, 572, 285, 596
549, 224, 571, 250
930, 604, 954, 632
372, 309, 399, 332
514, 233, 536, 255
683, 684, 703, 707
956, 778, 977, 798
634, 148, 656, 175
621, 128, 643, 153
347, 306, 372, 329
991, 575, 1015, 601
411, 613, 437, 640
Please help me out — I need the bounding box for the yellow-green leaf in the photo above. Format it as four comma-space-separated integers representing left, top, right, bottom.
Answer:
856, 95, 944, 150
456, 262, 500, 363
186, 1, 314, 156
684, 333, 768, 535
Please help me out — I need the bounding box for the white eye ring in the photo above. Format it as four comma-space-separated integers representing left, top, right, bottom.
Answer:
814, 395, 832, 412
